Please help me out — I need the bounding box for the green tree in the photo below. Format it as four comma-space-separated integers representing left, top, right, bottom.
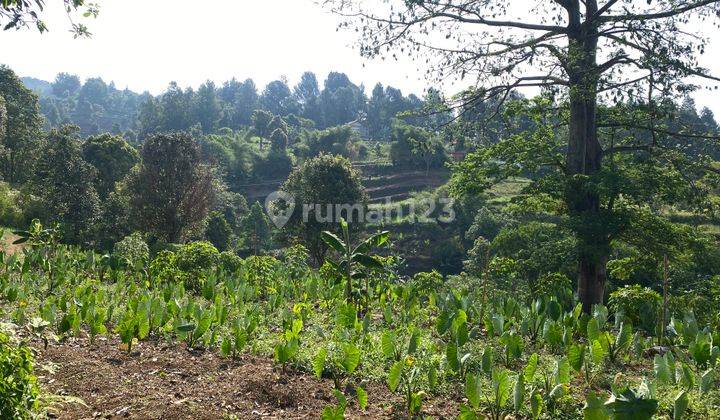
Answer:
51, 72, 81, 98
128, 132, 215, 243
0, 65, 44, 184
261, 79, 299, 116
194, 80, 222, 134
242, 201, 271, 255
32, 125, 100, 244
82, 133, 139, 198
281, 154, 367, 264
205, 211, 232, 251
328, 0, 720, 310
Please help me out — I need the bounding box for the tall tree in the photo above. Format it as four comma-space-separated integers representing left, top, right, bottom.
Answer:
32, 125, 100, 244
328, 0, 720, 310
51, 72, 81, 98
160, 82, 192, 131
194, 80, 222, 133
0, 65, 44, 184
261, 79, 299, 116
294, 71, 323, 125
128, 132, 215, 243
281, 154, 367, 264
320, 72, 366, 127
82, 133, 139, 199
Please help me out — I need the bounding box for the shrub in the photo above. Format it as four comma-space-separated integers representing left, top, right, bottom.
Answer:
219, 251, 243, 273
205, 212, 232, 251
174, 241, 220, 292
411, 270, 444, 295
609, 285, 662, 332
113, 232, 149, 269
175, 241, 220, 272
0, 182, 24, 227
0, 331, 39, 419
533, 272, 573, 309
149, 250, 179, 285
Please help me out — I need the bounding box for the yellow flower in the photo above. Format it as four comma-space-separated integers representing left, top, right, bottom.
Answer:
404, 355, 415, 366
18, 300, 27, 308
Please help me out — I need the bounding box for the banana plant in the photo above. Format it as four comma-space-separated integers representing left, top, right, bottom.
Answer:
321, 219, 389, 304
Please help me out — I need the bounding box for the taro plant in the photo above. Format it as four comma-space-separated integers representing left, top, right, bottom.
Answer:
381, 325, 427, 416
461, 368, 514, 420
439, 308, 472, 379
220, 310, 258, 359
274, 317, 302, 373
321, 219, 389, 305
313, 341, 367, 411
387, 354, 425, 418
26, 317, 56, 350
587, 317, 634, 364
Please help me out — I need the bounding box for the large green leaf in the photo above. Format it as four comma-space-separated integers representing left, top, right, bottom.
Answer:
513, 374, 525, 411
321, 231, 346, 254
654, 354, 672, 384
587, 318, 600, 342
555, 357, 571, 385
313, 348, 327, 379
530, 391, 543, 419
604, 388, 658, 420
342, 343, 360, 373
492, 368, 512, 408
465, 373, 482, 409
583, 391, 610, 420
356, 385, 368, 410
568, 343, 587, 372
524, 353, 539, 382
446, 342, 460, 372
674, 391, 689, 420
352, 253, 384, 270
388, 361, 403, 392
381, 330, 397, 360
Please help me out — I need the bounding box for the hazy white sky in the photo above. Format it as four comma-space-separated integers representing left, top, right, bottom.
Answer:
2, 0, 720, 113
1, 0, 429, 96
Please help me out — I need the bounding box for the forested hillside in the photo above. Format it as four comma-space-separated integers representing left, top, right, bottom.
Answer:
3, 0, 720, 419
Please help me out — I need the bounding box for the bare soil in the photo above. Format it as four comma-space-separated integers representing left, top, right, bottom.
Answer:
31, 335, 459, 419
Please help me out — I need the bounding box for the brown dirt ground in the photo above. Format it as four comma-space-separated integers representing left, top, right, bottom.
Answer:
31, 335, 460, 419
1, 230, 25, 256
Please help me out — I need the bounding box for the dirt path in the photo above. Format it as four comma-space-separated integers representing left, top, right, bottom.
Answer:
32, 336, 458, 419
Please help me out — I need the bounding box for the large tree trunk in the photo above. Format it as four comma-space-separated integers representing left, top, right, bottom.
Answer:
565, 2, 609, 312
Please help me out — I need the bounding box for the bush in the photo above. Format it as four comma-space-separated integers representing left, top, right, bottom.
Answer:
174, 241, 220, 292
113, 232, 149, 269
175, 241, 220, 272
0, 331, 39, 419
609, 285, 662, 332
205, 212, 232, 251
0, 182, 24, 227
219, 251, 243, 273
149, 250, 179, 285
534, 272, 574, 309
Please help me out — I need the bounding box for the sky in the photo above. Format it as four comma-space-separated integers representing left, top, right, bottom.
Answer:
1, 0, 429, 96
2, 0, 720, 114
